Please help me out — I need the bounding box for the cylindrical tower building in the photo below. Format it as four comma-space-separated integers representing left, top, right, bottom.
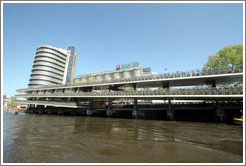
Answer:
28, 45, 68, 87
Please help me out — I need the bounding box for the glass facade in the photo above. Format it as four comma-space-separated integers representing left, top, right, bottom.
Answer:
29, 45, 67, 87
29, 45, 78, 87
65, 45, 77, 84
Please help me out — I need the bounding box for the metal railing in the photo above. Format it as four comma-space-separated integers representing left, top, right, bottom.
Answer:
72, 66, 243, 85
21, 65, 243, 91
15, 100, 77, 106
16, 66, 243, 93
16, 86, 243, 97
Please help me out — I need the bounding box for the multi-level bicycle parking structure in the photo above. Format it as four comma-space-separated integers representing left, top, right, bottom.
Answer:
15, 66, 243, 122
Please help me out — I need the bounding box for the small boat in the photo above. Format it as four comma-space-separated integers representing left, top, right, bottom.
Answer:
233, 110, 243, 125
233, 117, 243, 125
12, 108, 20, 115
13, 110, 19, 114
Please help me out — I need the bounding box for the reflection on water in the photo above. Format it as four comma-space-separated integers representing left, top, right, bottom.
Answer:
3, 112, 243, 163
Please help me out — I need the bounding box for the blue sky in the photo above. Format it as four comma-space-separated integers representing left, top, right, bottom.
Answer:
3, 2, 243, 97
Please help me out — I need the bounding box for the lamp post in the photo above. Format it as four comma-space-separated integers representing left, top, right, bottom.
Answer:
164, 68, 168, 78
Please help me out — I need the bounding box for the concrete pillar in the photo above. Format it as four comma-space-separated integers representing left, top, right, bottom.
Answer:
77, 109, 86, 115
132, 110, 139, 118
87, 99, 93, 116
215, 106, 225, 122
31, 109, 35, 114
89, 99, 93, 108
70, 109, 77, 115
107, 110, 113, 117
212, 81, 216, 88
58, 108, 64, 115
86, 110, 93, 116
167, 99, 171, 111
107, 99, 113, 117
163, 83, 170, 89
167, 100, 175, 120
38, 108, 44, 114
167, 109, 174, 120
47, 109, 53, 114
43, 107, 48, 114
134, 98, 138, 110
132, 98, 139, 118
53, 108, 58, 114
26, 105, 30, 113
25, 104, 30, 113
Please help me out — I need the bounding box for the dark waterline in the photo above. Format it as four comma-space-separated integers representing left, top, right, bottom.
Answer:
3, 112, 243, 163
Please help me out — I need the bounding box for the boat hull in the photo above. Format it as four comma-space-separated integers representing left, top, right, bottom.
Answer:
233, 118, 243, 125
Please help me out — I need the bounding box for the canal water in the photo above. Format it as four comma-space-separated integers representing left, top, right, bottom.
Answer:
3, 112, 243, 163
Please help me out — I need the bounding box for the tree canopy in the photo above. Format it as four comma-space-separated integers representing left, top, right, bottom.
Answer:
204, 44, 243, 68
9, 96, 18, 108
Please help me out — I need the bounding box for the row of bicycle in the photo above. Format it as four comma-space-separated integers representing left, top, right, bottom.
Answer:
17, 100, 77, 106
81, 88, 243, 96
70, 65, 243, 85
20, 86, 243, 97
26, 66, 243, 90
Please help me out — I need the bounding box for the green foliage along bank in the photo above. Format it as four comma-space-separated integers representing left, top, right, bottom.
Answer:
9, 96, 18, 108
204, 44, 243, 69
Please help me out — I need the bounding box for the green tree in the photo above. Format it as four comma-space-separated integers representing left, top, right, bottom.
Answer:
9, 96, 18, 108
122, 87, 134, 91
204, 44, 243, 68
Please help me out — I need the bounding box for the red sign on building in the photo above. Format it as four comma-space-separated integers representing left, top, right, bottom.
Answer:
116, 64, 120, 69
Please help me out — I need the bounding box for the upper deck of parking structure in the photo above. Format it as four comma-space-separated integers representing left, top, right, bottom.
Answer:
16, 66, 243, 93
